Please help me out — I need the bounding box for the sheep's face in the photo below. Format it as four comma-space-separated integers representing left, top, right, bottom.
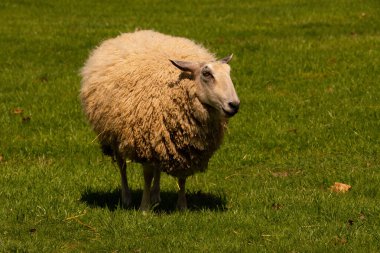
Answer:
196, 60, 240, 117
170, 55, 240, 118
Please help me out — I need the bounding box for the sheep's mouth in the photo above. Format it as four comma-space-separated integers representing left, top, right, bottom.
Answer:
205, 103, 238, 118
222, 107, 237, 118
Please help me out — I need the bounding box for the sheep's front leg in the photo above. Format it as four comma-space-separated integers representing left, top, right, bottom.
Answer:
177, 177, 187, 211
140, 165, 154, 211
116, 154, 132, 208
150, 168, 161, 204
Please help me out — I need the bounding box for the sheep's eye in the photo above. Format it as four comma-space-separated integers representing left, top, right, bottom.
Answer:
202, 70, 213, 78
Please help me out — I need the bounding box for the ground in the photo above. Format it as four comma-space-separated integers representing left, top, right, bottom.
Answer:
0, 0, 379, 251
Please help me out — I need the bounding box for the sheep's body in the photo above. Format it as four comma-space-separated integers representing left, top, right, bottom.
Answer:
81, 30, 239, 210
81, 30, 225, 177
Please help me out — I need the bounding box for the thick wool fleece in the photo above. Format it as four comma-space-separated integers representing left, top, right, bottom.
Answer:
80, 30, 227, 177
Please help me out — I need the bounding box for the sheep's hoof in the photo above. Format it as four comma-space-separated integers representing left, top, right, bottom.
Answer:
176, 202, 187, 211
121, 199, 132, 209
150, 192, 161, 205
139, 199, 152, 212
176, 206, 187, 212
121, 192, 132, 208
141, 210, 153, 216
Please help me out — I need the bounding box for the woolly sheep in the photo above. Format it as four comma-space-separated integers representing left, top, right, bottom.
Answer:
80, 30, 240, 211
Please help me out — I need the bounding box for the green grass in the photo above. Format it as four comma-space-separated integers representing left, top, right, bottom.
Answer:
1, 0, 380, 251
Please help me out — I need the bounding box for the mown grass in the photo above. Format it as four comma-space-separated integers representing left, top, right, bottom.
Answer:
1, 0, 380, 252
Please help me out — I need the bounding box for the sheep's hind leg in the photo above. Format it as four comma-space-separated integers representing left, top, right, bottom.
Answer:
150, 168, 161, 205
116, 154, 132, 208
177, 177, 187, 211
140, 164, 154, 211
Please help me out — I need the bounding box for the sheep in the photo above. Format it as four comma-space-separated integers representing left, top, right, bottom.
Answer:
80, 30, 240, 211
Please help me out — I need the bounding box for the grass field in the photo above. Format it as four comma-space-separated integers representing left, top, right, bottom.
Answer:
1, 0, 380, 251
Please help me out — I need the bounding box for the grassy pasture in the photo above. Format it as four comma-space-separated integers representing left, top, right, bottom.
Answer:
1, 0, 380, 251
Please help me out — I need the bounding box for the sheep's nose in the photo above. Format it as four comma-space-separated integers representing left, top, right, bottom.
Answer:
228, 101, 240, 113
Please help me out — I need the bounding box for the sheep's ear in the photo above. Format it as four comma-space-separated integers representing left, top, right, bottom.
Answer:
219, 54, 233, 64
170, 60, 198, 73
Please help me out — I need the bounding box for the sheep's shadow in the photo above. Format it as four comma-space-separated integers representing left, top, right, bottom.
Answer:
80, 188, 227, 213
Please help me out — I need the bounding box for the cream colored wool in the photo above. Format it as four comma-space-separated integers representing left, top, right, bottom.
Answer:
80, 30, 227, 177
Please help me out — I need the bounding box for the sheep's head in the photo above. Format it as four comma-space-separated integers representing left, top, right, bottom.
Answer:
170, 55, 240, 118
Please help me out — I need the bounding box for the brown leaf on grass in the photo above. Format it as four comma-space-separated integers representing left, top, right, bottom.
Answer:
22, 116, 31, 123
333, 236, 347, 245
271, 171, 289, 178
330, 182, 351, 193
326, 86, 334, 93
328, 57, 337, 64
0, 155, 3, 162
286, 128, 298, 134
12, 108, 24, 114
38, 75, 48, 83
272, 203, 283, 210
